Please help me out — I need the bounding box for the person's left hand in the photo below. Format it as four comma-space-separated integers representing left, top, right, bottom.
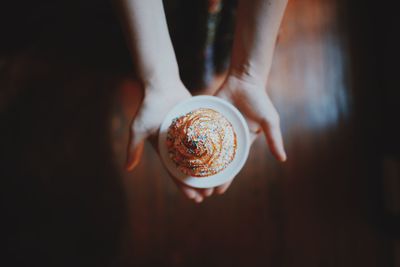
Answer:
211, 73, 287, 193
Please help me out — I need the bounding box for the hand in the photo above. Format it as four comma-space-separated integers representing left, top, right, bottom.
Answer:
213, 73, 287, 191
125, 81, 232, 203
217, 74, 287, 158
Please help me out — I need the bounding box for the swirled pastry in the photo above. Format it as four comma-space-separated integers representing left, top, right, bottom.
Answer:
166, 108, 237, 177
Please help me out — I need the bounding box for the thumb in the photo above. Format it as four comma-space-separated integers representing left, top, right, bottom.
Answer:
260, 113, 287, 162
126, 124, 147, 171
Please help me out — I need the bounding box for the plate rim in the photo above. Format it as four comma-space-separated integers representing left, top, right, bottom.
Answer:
158, 95, 250, 188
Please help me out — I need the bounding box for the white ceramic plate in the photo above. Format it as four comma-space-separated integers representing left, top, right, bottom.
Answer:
158, 95, 250, 188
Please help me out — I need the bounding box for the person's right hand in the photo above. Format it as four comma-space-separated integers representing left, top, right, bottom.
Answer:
125, 81, 191, 171
125, 81, 232, 203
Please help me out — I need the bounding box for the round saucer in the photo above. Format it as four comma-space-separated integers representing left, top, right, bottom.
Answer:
158, 95, 250, 188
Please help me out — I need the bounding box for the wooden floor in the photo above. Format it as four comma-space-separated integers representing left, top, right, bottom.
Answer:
0, 0, 395, 266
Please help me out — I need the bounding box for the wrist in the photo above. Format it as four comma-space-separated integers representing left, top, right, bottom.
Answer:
143, 79, 185, 94
140, 69, 183, 93
227, 65, 267, 88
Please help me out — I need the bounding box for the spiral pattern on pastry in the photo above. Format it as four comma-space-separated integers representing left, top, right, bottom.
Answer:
166, 108, 237, 177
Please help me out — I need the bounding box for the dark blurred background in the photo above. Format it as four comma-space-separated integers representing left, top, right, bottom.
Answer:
1, 0, 399, 266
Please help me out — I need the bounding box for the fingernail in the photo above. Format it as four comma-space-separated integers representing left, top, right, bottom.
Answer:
184, 189, 197, 200
202, 188, 213, 197
126, 160, 137, 171
126, 142, 144, 171
126, 153, 140, 171
281, 151, 287, 162
216, 188, 225, 195
194, 195, 203, 203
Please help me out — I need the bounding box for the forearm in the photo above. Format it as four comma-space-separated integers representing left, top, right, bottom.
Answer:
229, 0, 288, 85
115, 0, 180, 89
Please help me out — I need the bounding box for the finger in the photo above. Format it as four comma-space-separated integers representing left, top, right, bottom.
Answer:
126, 128, 146, 171
177, 183, 204, 203
261, 120, 287, 162
200, 188, 214, 198
215, 180, 233, 195
177, 182, 203, 203
178, 183, 197, 200
171, 176, 203, 202
194, 194, 204, 203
